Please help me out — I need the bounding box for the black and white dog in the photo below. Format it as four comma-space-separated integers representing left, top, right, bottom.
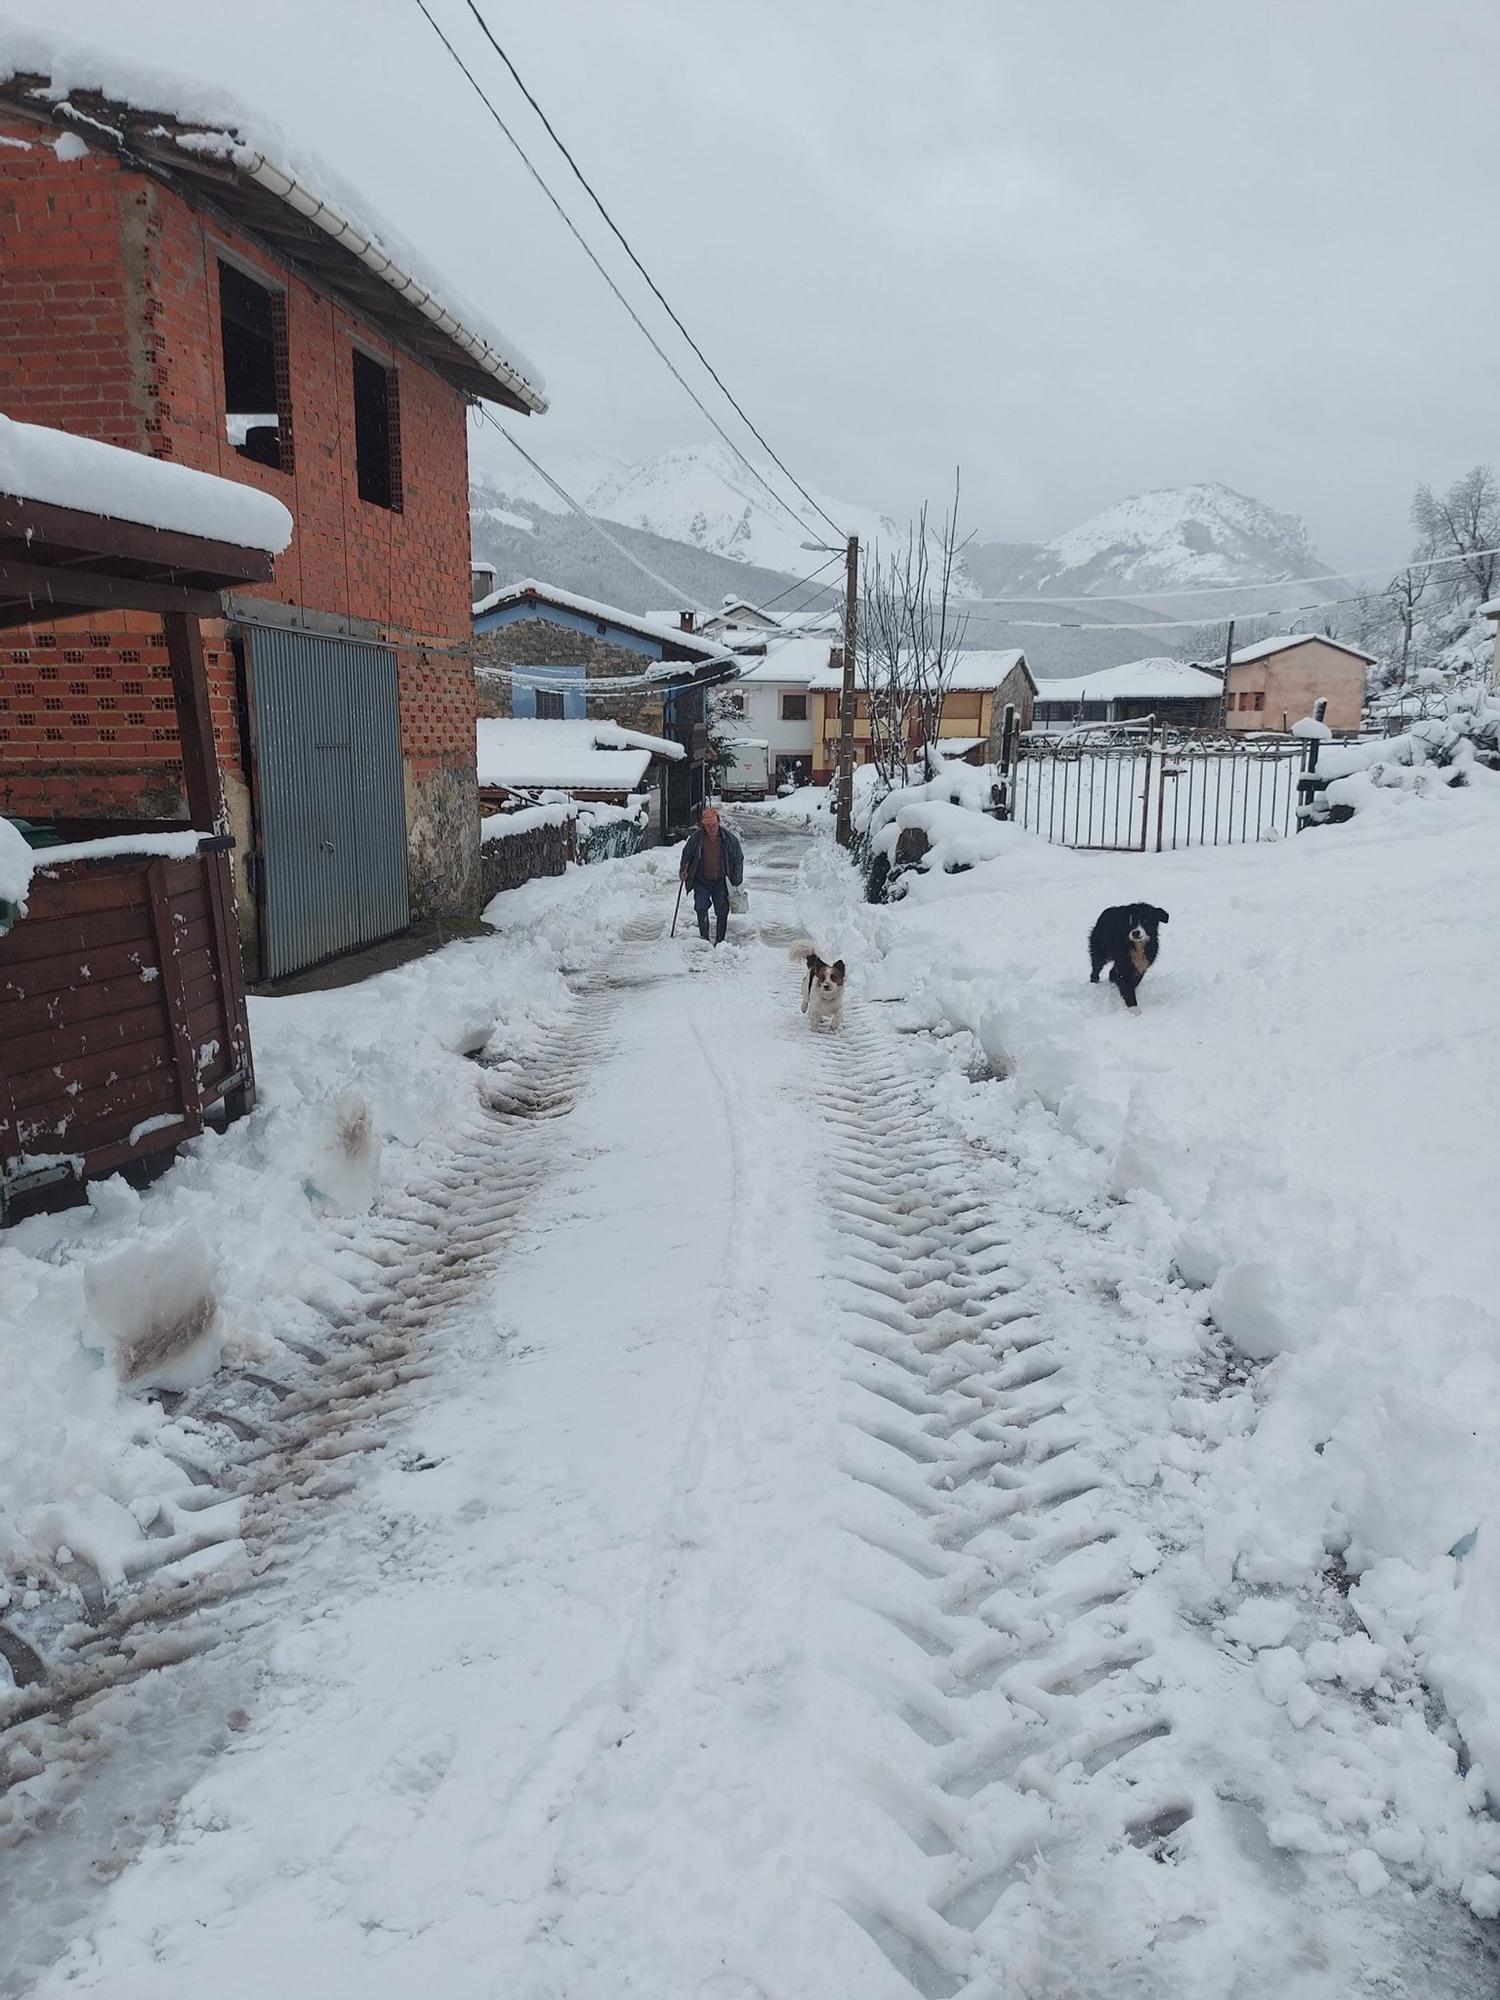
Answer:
1088, 903, 1169, 1011
789, 942, 846, 1030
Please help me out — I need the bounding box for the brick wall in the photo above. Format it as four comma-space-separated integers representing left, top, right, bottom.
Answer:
473, 620, 670, 739
0, 110, 481, 926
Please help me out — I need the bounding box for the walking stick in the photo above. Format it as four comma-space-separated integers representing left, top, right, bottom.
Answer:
670, 876, 684, 938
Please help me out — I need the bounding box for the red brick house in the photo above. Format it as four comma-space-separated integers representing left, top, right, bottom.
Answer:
0, 52, 546, 979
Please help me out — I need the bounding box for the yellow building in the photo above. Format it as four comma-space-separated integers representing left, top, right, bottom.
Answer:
807, 650, 1035, 781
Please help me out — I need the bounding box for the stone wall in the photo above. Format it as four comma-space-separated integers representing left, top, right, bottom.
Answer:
479, 815, 570, 899
473, 619, 670, 737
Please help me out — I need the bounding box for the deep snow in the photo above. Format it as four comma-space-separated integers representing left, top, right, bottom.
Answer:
3, 801, 1498, 1996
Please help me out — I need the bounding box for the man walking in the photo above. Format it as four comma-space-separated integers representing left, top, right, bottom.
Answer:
678, 804, 744, 944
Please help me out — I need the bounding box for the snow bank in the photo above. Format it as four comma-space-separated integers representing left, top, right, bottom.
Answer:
0, 413, 292, 553
866, 765, 1023, 883
0, 853, 660, 1589
480, 801, 575, 842
842, 777, 1500, 1822
0, 814, 35, 914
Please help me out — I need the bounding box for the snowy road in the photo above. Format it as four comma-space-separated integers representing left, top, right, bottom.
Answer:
7, 821, 1497, 1997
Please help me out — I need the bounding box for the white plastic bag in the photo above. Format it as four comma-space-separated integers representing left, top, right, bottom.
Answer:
729, 885, 749, 915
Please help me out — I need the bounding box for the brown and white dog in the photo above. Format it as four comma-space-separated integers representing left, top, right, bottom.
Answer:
789, 942, 846, 1030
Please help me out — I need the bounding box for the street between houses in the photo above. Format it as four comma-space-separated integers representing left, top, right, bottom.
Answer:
4, 818, 1495, 2000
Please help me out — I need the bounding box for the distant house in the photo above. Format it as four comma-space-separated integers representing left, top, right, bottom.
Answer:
475, 717, 683, 811
0, 53, 545, 982
717, 635, 833, 787
805, 651, 1036, 781
1220, 635, 1372, 733
472, 581, 736, 833
1031, 658, 1222, 730
696, 597, 784, 641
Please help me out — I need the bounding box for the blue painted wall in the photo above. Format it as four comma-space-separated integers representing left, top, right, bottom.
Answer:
510, 664, 588, 720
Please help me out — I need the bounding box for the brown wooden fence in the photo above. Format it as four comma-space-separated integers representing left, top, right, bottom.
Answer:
0, 839, 254, 1216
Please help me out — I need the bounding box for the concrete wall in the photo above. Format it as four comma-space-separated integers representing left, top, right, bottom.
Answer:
733, 682, 815, 771
1226, 642, 1366, 732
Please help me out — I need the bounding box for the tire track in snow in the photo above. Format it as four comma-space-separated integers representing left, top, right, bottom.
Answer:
816, 1009, 1498, 1999
0, 933, 642, 1996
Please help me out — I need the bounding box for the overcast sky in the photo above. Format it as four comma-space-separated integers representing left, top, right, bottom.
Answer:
17, 0, 1500, 570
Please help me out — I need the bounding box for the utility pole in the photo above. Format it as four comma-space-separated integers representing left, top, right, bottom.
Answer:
835, 533, 860, 848
1219, 617, 1235, 731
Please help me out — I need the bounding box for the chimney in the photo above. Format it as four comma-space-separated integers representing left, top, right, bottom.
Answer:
830, 645, 844, 673
679, 610, 696, 633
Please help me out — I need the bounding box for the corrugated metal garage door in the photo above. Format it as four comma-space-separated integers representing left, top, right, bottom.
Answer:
245, 625, 410, 979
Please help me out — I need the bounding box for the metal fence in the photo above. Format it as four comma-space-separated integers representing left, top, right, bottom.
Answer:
1010, 725, 1308, 852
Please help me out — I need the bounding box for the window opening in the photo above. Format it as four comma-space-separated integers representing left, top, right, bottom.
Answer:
533, 688, 566, 720
780, 691, 808, 722
353, 348, 402, 510
219, 261, 290, 471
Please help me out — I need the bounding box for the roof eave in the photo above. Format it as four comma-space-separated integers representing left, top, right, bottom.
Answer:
236, 153, 547, 413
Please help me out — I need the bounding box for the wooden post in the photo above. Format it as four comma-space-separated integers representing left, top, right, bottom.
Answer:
998, 702, 1018, 818
162, 611, 225, 831
1220, 618, 1235, 730
835, 535, 860, 848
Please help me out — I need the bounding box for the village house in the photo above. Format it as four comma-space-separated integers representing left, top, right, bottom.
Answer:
715, 634, 833, 788
1219, 634, 1372, 733
471, 581, 736, 833
1031, 658, 1223, 730
804, 650, 1036, 782
0, 55, 545, 981
695, 596, 786, 642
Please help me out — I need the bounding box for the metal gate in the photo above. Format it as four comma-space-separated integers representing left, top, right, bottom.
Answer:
1011, 727, 1307, 852
245, 625, 410, 979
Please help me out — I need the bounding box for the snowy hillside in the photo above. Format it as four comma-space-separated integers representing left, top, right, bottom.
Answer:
969, 481, 1334, 601
474, 440, 897, 577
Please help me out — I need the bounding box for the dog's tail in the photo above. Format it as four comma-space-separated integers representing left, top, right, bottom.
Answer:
787, 940, 819, 963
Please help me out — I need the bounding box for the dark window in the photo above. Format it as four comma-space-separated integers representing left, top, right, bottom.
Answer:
1253, 690, 1266, 711
219, 261, 290, 471
353, 348, 402, 510
780, 691, 808, 721
533, 688, 565, 720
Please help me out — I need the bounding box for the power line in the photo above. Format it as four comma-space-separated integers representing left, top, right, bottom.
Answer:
477, 408, 717, 614
415, 0, 837, 552
458, 0, 846, 548
756, 551, 845, 612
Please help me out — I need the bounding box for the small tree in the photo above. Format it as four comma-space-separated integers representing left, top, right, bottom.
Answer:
855, 471, 970, 791
1411, 465, 1500, 606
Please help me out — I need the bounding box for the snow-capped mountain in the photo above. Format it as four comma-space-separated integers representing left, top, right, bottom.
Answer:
967, 482, 1331, 600
473, 440, 898, 578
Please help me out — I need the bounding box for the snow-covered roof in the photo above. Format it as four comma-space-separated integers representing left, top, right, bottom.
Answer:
1034, 657, 1223, 704
474, 580, 733, 669
733, 636, 837, 686
1479, 599, 1500, 618
0, 412, 293, 552
1227, 633, 1376, 667
806, 648, 1032, 693
476, 718, 683, 792
0, 28, 545, 413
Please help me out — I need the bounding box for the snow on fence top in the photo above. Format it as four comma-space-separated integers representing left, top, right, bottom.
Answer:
0, 413, 294, 553
0, 25, 545, 414
1033, 657, 1224, 704
477, 719, 683, 793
